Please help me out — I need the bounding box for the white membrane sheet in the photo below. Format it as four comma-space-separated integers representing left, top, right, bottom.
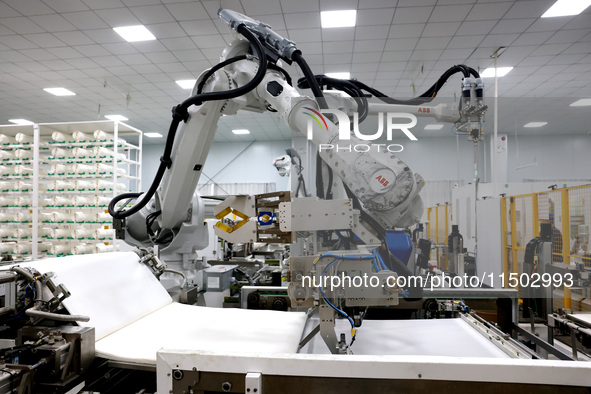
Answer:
17, 252, 172, 340
568, 313, 591, 327
95, 302, 307, 365
301, 318, 511, 358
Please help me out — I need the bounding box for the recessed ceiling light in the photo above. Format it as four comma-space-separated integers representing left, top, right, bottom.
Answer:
570, 98, 591, 107
9, 119, 34, 125
105, 115, 128, 121
44, 87, 76, 96
480, 67, 513, 78
321, 10, 357, 28
113, 25, 156, 42
542, 0, 591, 17
175, 79, 197, 89
325, 72, 351, 79
144, 132, 163, 138
524, 122, 548, 128
424, 124, 444, 130
232, 129, 250, 135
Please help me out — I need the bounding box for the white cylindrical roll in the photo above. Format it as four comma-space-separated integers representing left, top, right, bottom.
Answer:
74, 211, 90, 223
50, 163, 69, 175
16, 196, 32, 207
0, 243, 16, 254
74, 163, 95, 175
47, 228, 71, 239
15, 212, 32, 223
54, 212, 71, 223
48, 180, 74, 191
53, 196, 73, 207
75, 180, 94, 191
51, 132, 66, 142
0, 197, 12, 207
95, 196, 111, 207
0, 228, 14, 239
40, 198, 53, 207
15, 133, 33, 144
95, 243, 113, 253
72, 243, 94, 255
95, 228, 112, 240
0, 213, 11, 223
72, 130, 90, 142
38, 242, 52, 253
50, 244, 70, 256
74, 196, 90, 207
0, 181, 12, 192
73, 147, 92, 157
51, 147, 68, 158
0, 134, 15, 145
14, 149, 33, 160
15, 181, 33, 192
15, 243, 32, 255
0, 150, 15, 160
95, 212, 112, 223
13, 165, 34, 176
73, 228, 90, 239
16, 228, 32, 239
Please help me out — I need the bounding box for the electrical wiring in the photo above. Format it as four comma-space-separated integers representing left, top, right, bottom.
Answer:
109, 24, 268, 222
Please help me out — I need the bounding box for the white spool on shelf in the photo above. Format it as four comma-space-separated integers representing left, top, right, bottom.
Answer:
0, 196, 12, 207
13, 165, 34, 176
95, 228, 112, 240
14, 149, 33, 160
96, 163, 126, 175
16, 196, 32, 207
51, 132, 66, 142
72, 243, 94, 255
75, 211, 91, 223
95, 196, 112, 207
15, 181, 33, 192
0, 134, 15, 145
0, 243, 16, 254
94, 130, 125, 146
75, 180, 94, 191
73, 147, 92, 158
15, 243, 32, 254
48, 180, 74, 191
73, 228, 90, 239
16, 228, 32, 239
53, 196, 73, 207
15, 133, 33, 144
15, 212, 32, 223
95, 243, 113, 253
0, 181, 13, 192
74, 196, 90, 207
39, 198, 53, 207
72, 131, 91, 142
74, 163, 95, 175
95, 212, 112, 223
0, 151, 15, 160
38, 242, 52, 253
51, 147, 68, 158
50, 163, 70, 175
50, 244, 70, 256
0, 228, 14, 239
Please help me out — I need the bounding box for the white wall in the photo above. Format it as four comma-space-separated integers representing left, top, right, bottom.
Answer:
141, 134, 591, 196
141, 140, 290, 193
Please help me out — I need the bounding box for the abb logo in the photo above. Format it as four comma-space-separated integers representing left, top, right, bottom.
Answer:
418, 108, 430, 113
376, 175, 390, 187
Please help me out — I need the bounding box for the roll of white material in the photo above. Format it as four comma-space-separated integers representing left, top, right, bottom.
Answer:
38, 242, 52, 253
95, 229, 112, 240
0, 197, 12, 207
0, 150, 15, 160
0, 243, 15, 254
53, 196, 73, 207
96, 163, 126, 175
75, 180, 94, 191
15, 243, 32, 254
75, 211, 91, 223
95, 212, 112, 223
73, 228, 90, 239
15, 181, 33, 192
48, 180, 74, 191
96, 180, 126, 191
72, 243, 94, 255
0, 166, 8, 176
16, 228, 32, 239
44, 228, 71, 239
15, 133, 33, 144
95, 243, 113, 253
40, 198, 53, 207
0, 134, 15, 145
51, 163, 69, 175
94, 130, 125, 146
13, 149, 33, 159
73, 147, 92, 158
94, 196, 111, 207
0, 228, 13, 239
51, 147, 68, 158
50, 244, 70, 255
52, 132, 67, 142
74, 196, 90, 207
72, 131, 90, 142
74, 164, 94, 175
15, 212, 32, 223
16, 196, 32, 207
0, 181, 12, 192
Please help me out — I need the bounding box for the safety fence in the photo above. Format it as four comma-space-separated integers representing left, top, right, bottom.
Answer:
501, 185, 591, 312
425, 203, 453, 269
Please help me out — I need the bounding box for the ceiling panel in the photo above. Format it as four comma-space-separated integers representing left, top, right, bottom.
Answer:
0, 0, 588, 145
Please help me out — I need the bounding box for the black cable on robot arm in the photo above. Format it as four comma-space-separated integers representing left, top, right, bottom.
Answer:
197, 55, 248, 94
109, 24, 268, 220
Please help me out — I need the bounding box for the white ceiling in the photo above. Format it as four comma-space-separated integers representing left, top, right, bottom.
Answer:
0, 0, 590, 144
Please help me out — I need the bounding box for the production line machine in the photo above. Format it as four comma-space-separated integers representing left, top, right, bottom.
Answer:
0, 8, 589, 393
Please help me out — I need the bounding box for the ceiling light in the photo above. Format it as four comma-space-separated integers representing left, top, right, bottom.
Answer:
570, 98, 591, 107
144, 132, 163, 138
325, 72, 351, 79
44, 87, 75, 96
480, 67, 513, 78
524, 122, 547, 128
105, 115, 128, 121
542, 0, 591, 17
113, 25, 156, 42
9, 119, 34, 125
175, 79, 196, 89
321, 10, 357, 28
424, 124, 444, 130
232, 129, 250, 135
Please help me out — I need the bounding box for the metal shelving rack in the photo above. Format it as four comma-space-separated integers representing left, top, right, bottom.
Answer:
0, 120, 142, 260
